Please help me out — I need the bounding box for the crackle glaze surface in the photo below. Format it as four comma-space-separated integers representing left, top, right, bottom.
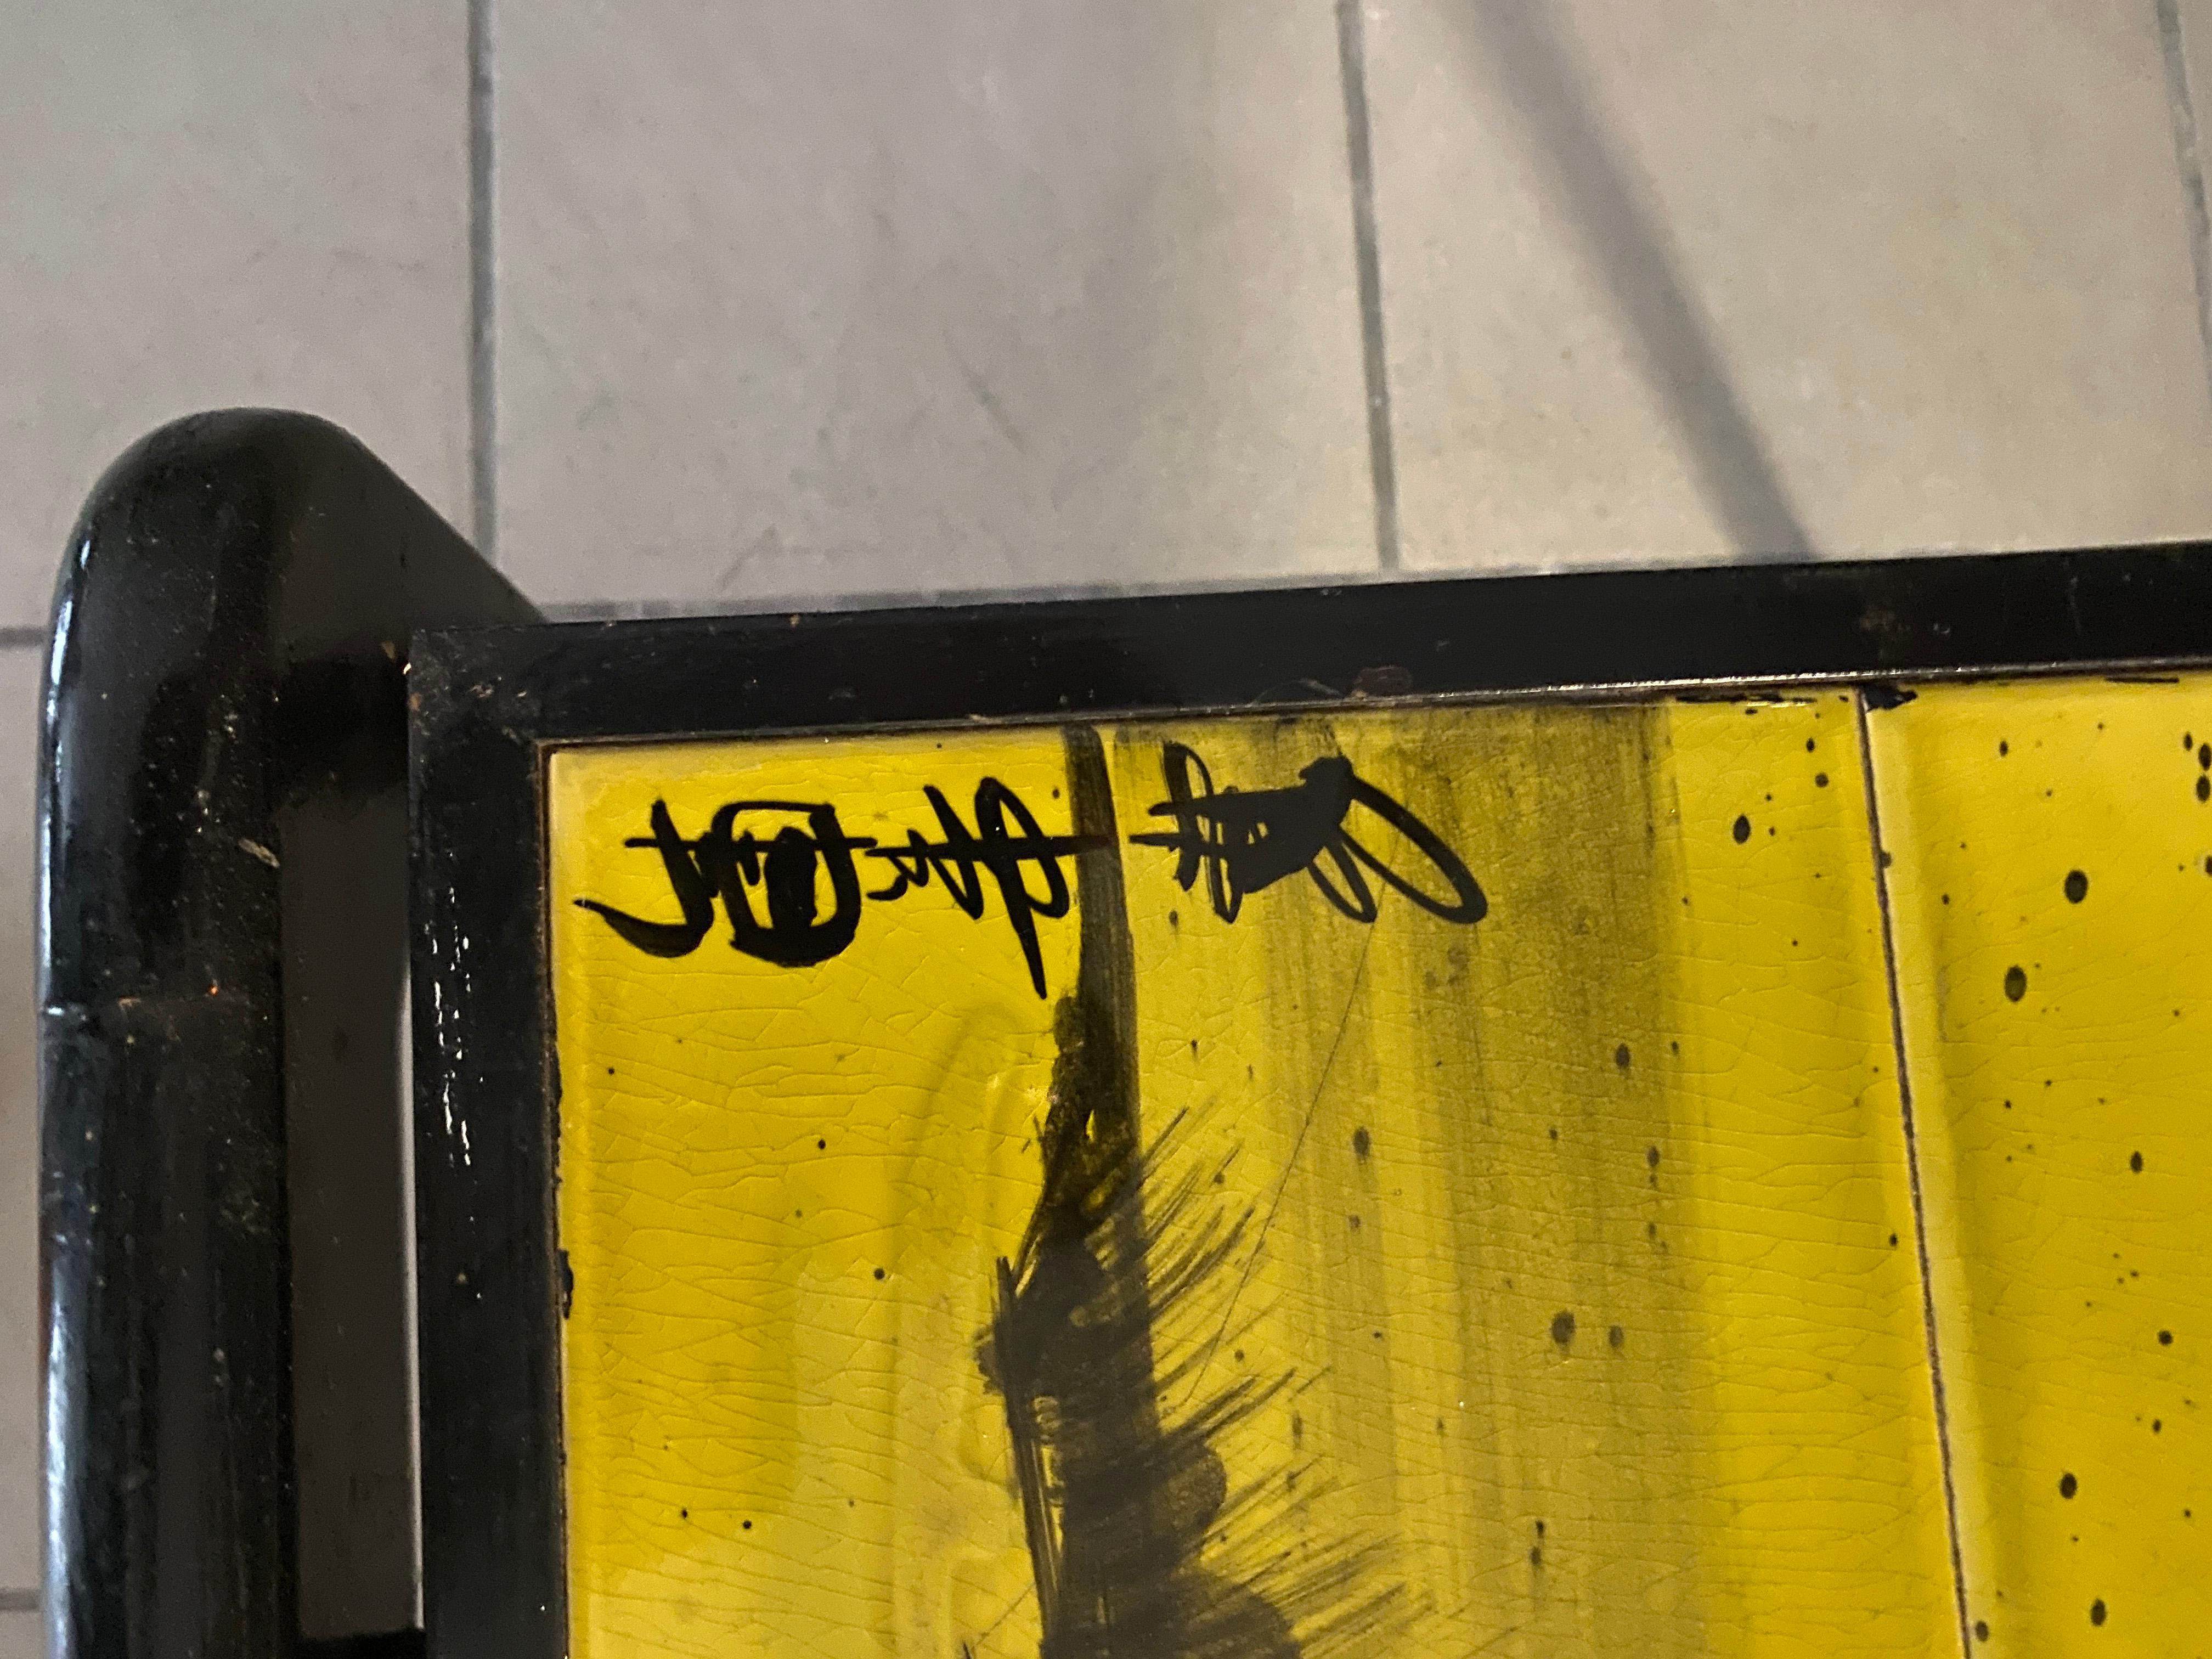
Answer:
544, 685, 2205, 1658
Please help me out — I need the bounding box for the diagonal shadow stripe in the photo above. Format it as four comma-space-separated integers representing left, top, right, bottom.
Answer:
1448, 3, 1815, 561
2156, 0, 2212, 417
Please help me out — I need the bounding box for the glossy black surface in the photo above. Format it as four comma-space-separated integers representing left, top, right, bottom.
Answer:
42, 411, 533, 1659
410, 538, 2212, 1656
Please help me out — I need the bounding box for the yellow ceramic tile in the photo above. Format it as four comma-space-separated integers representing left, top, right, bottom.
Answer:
547, 695, 1954, 1658
549, 729, 1080, 1659
1867, 678, 2212, 1656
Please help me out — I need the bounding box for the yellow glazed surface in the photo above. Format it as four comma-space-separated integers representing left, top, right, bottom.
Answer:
1867, 679, 2212, 1655
545, 684, 2206, 1657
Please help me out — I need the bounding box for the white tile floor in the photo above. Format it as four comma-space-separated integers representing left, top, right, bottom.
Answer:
1375, 0, 2212, 568
499, 0, 1377, 608
7, 0, 2212, 1630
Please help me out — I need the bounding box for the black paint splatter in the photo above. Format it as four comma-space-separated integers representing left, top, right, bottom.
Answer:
2060, 1471, 2078, 1498
1731, 814, 1751, 844
1550, 1311, 1576, 1346
2065, 870, 2089, 904
2004, 966, 2028, 1002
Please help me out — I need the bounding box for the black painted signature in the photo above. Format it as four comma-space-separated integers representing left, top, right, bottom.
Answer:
577, 782, 1101, 997
578, 743, 1483, 997
1130, 742, 1486, 926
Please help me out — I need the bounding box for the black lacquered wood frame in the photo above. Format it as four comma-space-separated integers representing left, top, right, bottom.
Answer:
410, 541, 2212, 1655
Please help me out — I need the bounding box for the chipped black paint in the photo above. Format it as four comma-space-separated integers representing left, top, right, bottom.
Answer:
44, 411, 537, 1658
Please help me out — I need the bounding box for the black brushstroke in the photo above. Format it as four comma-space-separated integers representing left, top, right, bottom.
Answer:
1131, 742, 1486, 927
985, 1119, 1415, 1657
982, 732, 1412, 1659
984, 731, 1298, 1658
578, 798, 866, 967
864, 780, 1088, 995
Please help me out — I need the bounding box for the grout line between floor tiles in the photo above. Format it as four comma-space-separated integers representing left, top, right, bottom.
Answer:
0, 628, 49, 653
2158, 0, 2212, 420
0, 1590, 36, 1613
1853, 692, 1976, 1659
1334, 0, 1401, 574
468, 0, 498, 564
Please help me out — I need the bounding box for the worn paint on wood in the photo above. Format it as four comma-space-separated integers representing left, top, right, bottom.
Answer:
1867, 678, 2212, 1656
546, 696, 1963, 1658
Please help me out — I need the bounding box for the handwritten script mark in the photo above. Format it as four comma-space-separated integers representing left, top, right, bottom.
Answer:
1128, 741, 1487, 926
575, 782, 1102, 997
579, 743, 1485, 997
